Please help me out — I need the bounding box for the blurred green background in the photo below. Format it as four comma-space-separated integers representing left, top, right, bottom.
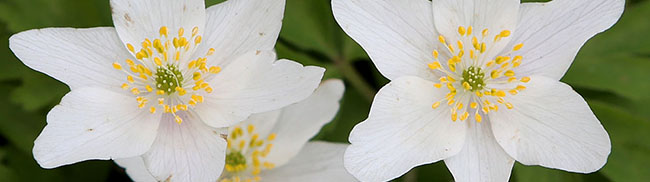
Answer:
0, 0, 648, 181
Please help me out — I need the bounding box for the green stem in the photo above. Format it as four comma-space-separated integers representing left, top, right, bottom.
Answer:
333, 58, 376, 102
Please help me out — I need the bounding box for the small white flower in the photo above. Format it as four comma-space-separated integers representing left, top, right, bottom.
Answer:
332, 0, 624, 181
116, 80, 358, 182
10, 0, 324, 181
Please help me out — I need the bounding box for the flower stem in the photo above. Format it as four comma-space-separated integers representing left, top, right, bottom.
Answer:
332, 57, 376, 102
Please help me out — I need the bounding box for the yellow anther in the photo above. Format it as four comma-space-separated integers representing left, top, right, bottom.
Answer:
475, 113, 482, 122
460, 112, 469, 121
432, 102, 441, 109
447, 99, 455, 106
513, 43, 524, 51
480, 43, 486, 53
516, 85, 526, 91
448, 43, 455, 53
126, 59, 135, 66
458, 26, 466, 36
127, 75, 134, 83
159, 26, 168, 37
500, 30, 511, 37
207, 48, 215, 56
482, 106, 489, 114
145, 85, 153, 92
509, 89, 518, 95
154, 57, 162, 66
496, 56, 510, 64
508, 77, 517, 83
449, 63, 456, 72
175, 51, 181, 61
192, 26, 199, 37
462, 82, 471, 90
205, 87, 213, 93
175, 87, 187, 96
195, 36, 202, 44
475, 91, 483, 97
112, 62, 122, 70
156, 90, 165, 95
263, 162, 275, 169
486, 60, 495, 67
491, 70, 500, 79
131, 88, 140, 95
175, 115, 183, 124
447, 76, 456, 82
209, 66, 221, 74
482, 29, 489, 37
457, 40, 464, 49
126, 44, 135, 53
158, 98, 165, 105
505, 102, 514, 109
433, 83, 442, 88
247, 124, 255, 134
193, 72, 202, 81
428, 62, 441, 70
504, 70, 515, 77
451, 112, 458, 121
121, 83, 129, 89
432, 50, 439, 59
438, 35, 446, 44
521, 77, 530, 83
178, 27, 185, 37
149, 107, 156, 113
496, 90, 506, 97
268, 133, 277, 141
470, 102, 478, 109
188, 100, 197, 106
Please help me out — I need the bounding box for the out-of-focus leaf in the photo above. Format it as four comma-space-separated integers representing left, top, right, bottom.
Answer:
0, 83, 47, 153
9, 71, 68, 112
276, 41, 342, 80
0, 24, 23, 81
563, 1, 650, 101
513, 163, 609, 182
318, 84, 370, 143
0, 0, 111, 32
589, 100, 650, 182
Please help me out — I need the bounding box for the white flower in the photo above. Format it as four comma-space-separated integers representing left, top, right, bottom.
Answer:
116, 79, 357, 182
9, 0, 324, 181
332, 0, 624, 181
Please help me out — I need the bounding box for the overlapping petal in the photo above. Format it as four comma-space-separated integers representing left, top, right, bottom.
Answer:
444, 118, 515, 182
507, 0, 625, 80
263, 79, 345, 166
261, 142, 357, 182
9, 28, 129, 90
142, 114, 228, 182
489, 76, 611, 173
194, 50, 324, 128
344, 76, 466, 182
33, 87, 161, 168
197, 0, 285, 67
332, 0, 439, 81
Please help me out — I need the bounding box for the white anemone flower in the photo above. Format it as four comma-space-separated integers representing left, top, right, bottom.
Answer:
116, 79, 357, 182
332, 0, 624, 181
10, 0, 325, 181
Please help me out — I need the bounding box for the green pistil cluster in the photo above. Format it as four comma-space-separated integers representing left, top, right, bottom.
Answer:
225, 150, 247, 172
462, 66, 485, 92
155, 64, 184, 94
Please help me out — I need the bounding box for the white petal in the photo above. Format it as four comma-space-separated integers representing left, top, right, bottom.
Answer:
195, 50, 324, 128
261, 142, 357, 182
432, 0, 520, 59
332, 0, 439, 81
444, 118, 515, 182
196, 0, 285, 67
33, 87, 161, 168
344, 76, 466, 182
263, 79, 345, 167
110, 0, 206, 51
508, 0, 625, 80
489, 75, 611, 173
9, 27, 129, 90
142, 114, 228, 182
114, 157, 157, 182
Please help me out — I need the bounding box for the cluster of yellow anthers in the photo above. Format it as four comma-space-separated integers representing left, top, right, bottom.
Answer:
221, 124, 277, 182
427, 26, 530, 123
112, 26, 221, 124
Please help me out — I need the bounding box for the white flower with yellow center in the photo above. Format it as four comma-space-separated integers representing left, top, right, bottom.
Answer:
116, 80, 358, 182
10, 0, 325, 181
333, 0, 624, 181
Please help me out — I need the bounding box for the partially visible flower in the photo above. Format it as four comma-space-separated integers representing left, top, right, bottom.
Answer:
10, 0, 325, 181
332, 0, 624, 181
117, 79, 357, 182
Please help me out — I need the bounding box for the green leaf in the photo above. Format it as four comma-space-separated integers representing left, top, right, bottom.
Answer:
9, 71, 68, 112
563, 1, 650, 101
589, 100, 650, 182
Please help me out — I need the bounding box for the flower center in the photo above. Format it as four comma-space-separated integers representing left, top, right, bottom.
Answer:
112, 26, 221, 124
461, 66, 485, 92
221, 124, 277, 182
155, 64, 184, 94
427, 26, 530, 122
